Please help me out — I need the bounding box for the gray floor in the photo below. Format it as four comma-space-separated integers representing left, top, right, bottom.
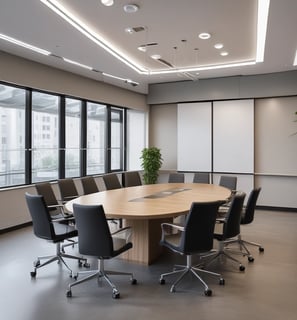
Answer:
0, 209, 296, 320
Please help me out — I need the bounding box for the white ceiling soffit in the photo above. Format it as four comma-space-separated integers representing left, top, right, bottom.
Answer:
0, 0, 296, 94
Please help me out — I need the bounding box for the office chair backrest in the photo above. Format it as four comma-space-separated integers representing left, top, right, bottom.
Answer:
73, 204, 113, 257
223, 192, 246, 239
58, 178, 78, 202
123, 171, 142, 187
81, 176, 99, 195
241, 188, 261, 225
103, 173, 122, 190
180, 201, 222, 254
25, 193, 55, 240
35, 182, 60, 215
219, 176, 237, 190
168, 173, 185, 183
193, 172, 210, 184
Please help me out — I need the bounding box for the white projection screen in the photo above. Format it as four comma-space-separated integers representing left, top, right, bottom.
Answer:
213, 99, 254, 173
177, 102, 212, 171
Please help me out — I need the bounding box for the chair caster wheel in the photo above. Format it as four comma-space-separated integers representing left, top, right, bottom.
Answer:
170, 285, 176, 293
219, 278, 225, 285
259, 247, 264, 252
66, 290, 72, 298
204, 289, 212, 296
160, 278, 165, 285
131, 278, 137, 285
30, 271, 36, 278
112, 290, 120, 299
248, 256, 254, 262
239, 265, 245, 271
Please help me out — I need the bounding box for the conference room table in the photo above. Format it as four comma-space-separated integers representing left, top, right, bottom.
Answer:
65, 183, 231, 265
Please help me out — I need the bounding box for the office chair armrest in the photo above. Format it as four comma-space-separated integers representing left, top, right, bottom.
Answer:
161, 223, 184, 235
52, 216, 75, 223
111, 226, 132, 242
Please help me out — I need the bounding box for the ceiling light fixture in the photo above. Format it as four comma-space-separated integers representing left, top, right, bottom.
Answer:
220, 51, 229, 56
256, 0, 270, 62
62, 57, 93, 70
198, 32, 211, 40
0, 33, 51, 55
40, 0, 269, 77
214, 43, 224, 49
101, 0, 114, 6
151, 54, 161, 60
102, 72, 139, 86
123, 4, 139, 13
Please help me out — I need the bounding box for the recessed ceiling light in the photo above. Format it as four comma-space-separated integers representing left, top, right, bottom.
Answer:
125, 27, 134, 34
101, 0, 114, 6
138, 45, 147, 52
123, 4, 139, 13
151, 54, 161, 60
214, 43, 224, 49
199, 32, 211, 40
220, 51, 229, 56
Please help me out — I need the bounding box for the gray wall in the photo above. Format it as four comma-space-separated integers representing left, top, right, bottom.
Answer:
148, 71, 297, 209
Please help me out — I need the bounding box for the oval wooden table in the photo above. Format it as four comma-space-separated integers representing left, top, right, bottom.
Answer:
65, 183, 231, 265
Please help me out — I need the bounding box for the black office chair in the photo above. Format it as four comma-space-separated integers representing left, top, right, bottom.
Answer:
58, 178, 79, 203
123, 171, 142, 187
224, 188, 263, 262
159, 201, 224, 296
103, 173, 122, 190
35, 182, 72, 219
25, 193, 88, 278
66, 203, 137, 299
168, 172, 185, 183
193, 172, 210, 184
203, 192, 246, 271
81, 176, 99, 195
219, 175, 237, 191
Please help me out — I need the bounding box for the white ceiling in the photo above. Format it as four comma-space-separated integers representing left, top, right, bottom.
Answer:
0, 0, 296, 94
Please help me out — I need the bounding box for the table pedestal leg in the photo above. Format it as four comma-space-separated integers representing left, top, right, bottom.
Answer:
122, 218, 171, 265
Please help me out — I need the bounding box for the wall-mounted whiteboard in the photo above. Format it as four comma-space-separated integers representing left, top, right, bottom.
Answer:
213, 99, 254, 173
177, 102, 212, 171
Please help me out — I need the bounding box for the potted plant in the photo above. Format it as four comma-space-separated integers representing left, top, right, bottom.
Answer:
140, 147, 163, 184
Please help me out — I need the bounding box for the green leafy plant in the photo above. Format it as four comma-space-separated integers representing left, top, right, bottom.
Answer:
140, 147, 163, 184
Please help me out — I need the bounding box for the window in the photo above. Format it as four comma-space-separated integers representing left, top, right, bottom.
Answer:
110, 108, 124, 171
65, 98, 82, 178
32, 92, 59, 182
0, 84, 26, 187
86, 102, 106, 175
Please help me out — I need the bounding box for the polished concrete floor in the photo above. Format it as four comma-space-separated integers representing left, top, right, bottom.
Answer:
0, 209, 296, 320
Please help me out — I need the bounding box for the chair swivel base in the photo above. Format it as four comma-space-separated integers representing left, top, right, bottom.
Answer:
202, 242, 246, 271
66, 259, 137, 299
159, 255, 224, 296
30, 242, 88, 278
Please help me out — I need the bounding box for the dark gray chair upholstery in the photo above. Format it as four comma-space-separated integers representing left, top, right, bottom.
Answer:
35, 182, 68, 219
103, 173, 122, 190
203, 192, 246, 271
168, 172, 185, 183
25, 193, 87, 278
224, 188, 263, 261
123, 171, 142, 187
81, 176, 99, 195
193, 172, 210, 184
58, 178, 79, 202
159, 201, 224, 296
219, 176, 237, 191
66, 204, 137, 299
